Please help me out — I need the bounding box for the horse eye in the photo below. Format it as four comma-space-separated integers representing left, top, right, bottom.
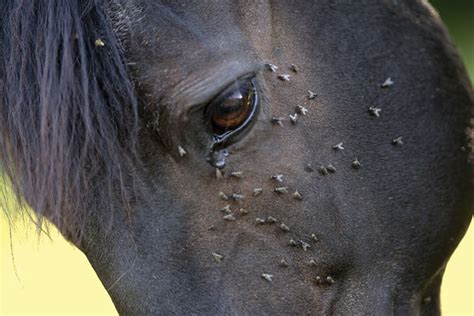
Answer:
206, 77, 258, 143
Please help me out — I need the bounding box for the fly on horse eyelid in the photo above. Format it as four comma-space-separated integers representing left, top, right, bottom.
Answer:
231, 171, 243, 178
280, 223, 290, 232
271, 116, 284, 126
293, 191, 303, 200
274, 187, 288, 194
220, 205, 232, 214
278, 74, 290, 81
267, 216, 278, 223
219, 191, 229, 200
266, 63, 278, 72
230, 193, 244, 202
271, 174, 284, 183
239, 208, 249, 215
289, 113, 298, 124
256, 217, 266, 224
223, 214, 236, 221
332, 142, 344, 151
178, 146, 187, 157
261, 273, 274, 282
307, 90, 317, 99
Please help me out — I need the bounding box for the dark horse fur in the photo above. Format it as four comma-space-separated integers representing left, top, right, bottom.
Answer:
1, 0, 472, 314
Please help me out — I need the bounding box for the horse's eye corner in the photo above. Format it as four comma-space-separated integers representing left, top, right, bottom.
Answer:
205, 77, 259, 143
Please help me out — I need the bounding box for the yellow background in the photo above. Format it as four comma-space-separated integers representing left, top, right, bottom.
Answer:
0, 212, 472, 315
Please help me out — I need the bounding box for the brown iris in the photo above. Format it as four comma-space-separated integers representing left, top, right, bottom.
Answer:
207, 78, 258, 139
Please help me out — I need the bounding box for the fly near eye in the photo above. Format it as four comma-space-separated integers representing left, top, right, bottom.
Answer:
206, 77, 258, 143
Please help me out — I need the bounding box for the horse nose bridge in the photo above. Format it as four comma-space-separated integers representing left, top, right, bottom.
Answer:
190, 229, 338, 314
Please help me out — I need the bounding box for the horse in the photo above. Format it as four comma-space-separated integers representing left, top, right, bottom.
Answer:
1, 0, 472, 314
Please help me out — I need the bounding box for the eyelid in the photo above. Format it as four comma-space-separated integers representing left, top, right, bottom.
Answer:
162, 62, 262, 121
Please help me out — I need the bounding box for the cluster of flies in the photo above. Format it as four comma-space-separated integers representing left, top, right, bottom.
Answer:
90, 39, 407, 290
211, 161, 332, 284
267, 63, 312, 127
216, 171, 302, 225
208, 63, 338, 286
171, 59, 400, 286
269, 63, 402, 174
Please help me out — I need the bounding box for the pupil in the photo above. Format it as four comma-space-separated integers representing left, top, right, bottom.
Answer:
212, 82, 253, 133
206, 77, 258, 142
218, 92, 243, 115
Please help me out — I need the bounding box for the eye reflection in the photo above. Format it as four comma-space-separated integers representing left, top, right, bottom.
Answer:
206, 77, 258, 144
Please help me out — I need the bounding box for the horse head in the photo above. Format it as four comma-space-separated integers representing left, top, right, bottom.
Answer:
1, 0, 472, 314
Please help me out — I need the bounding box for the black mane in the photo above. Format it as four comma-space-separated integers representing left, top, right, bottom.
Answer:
0, 0, 139, 243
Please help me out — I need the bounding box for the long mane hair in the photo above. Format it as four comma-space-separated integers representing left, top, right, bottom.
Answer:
0, 0, 139, 243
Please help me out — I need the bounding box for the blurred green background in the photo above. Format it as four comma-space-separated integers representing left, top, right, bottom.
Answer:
429, 1, 473, 314
431, 0, 473, 78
